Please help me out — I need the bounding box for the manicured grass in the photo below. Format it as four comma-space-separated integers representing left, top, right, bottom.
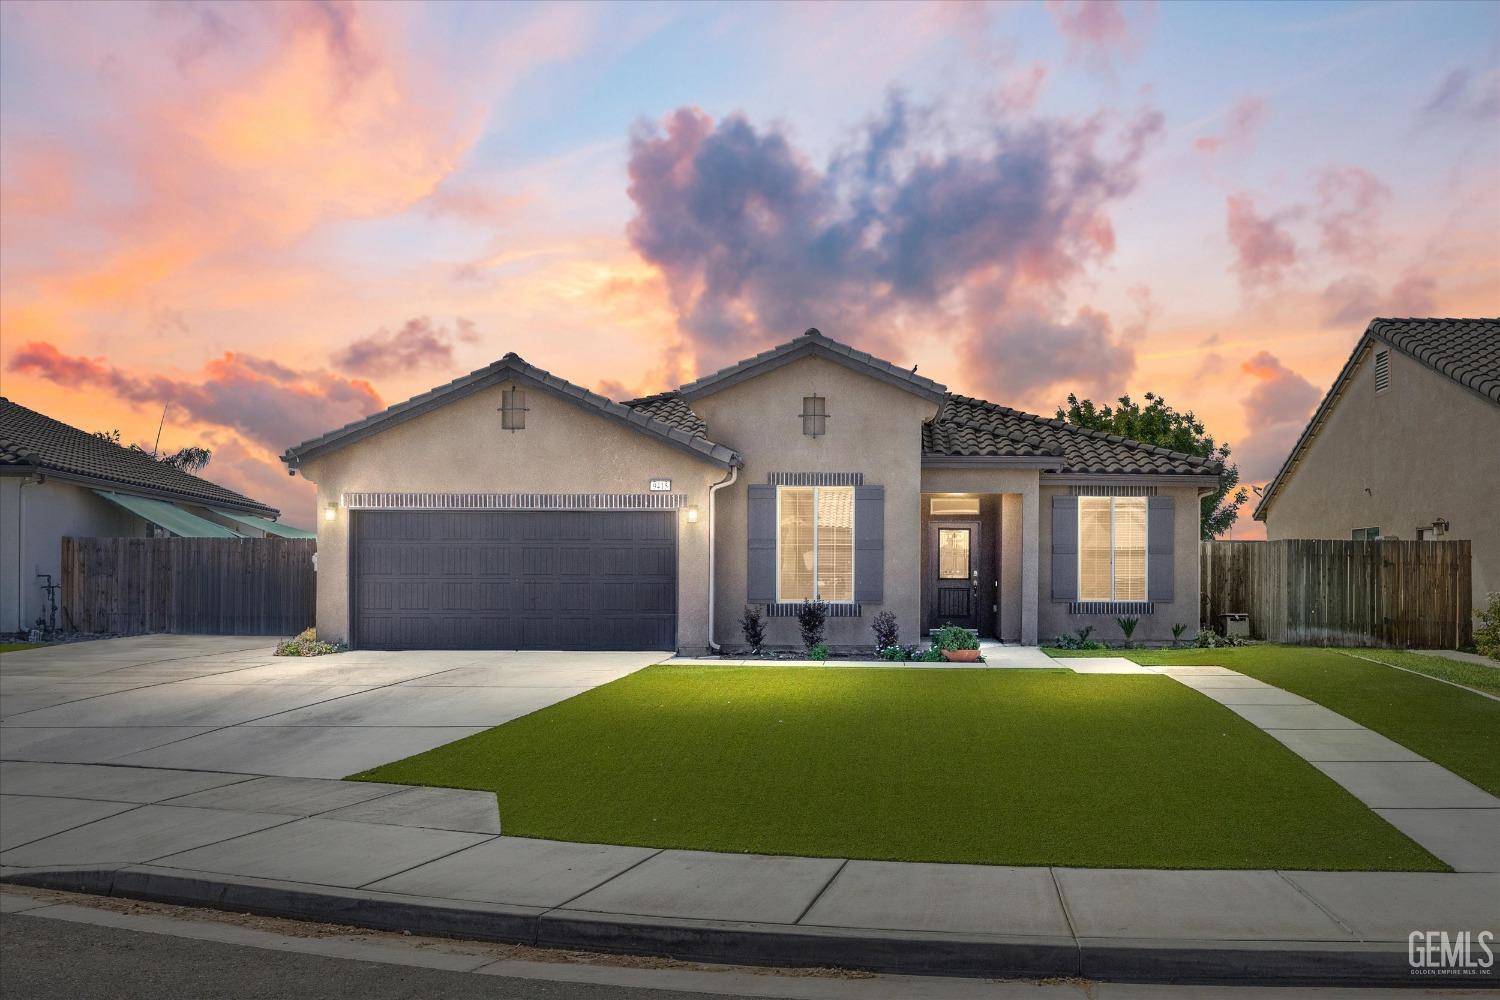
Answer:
1347, 649, 1500, 697
1045, 646, 1500, 796
0, 643, 41, 654
354, 665, 1443, 871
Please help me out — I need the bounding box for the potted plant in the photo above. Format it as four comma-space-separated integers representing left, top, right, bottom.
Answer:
933, 624, 981, 662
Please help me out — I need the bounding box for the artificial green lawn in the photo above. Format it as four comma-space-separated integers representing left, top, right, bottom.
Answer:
353, 665, 1443, 871
1046, 646, 1500, 796
0, 643, 41, 654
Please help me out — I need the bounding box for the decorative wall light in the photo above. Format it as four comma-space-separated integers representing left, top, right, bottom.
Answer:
324, 503, 337, 522
1432, 517, 1450, 534
686, 505, 700, 523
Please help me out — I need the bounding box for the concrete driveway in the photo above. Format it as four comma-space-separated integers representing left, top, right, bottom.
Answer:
0, 637, 663, 778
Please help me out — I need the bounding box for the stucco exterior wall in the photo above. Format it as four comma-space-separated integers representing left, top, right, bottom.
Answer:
1261, 346, 1500, 607
295, 381, 726, 649
0, 476, 144, 633
1037, 482, 1203, 644
692, 355, 940, 649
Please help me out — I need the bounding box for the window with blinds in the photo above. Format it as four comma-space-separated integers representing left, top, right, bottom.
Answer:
1078, 496, 1149, 601
777, 486, 853, 602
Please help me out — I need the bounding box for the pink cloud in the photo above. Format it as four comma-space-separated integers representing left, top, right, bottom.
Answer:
1225, 194, 1298, 290
333, 317, 482, 376
1235, 351, 1322, 482
1315, 166, 1391, 261
1195, 97, 1264, 155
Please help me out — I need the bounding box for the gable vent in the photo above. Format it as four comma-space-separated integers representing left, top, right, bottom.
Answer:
1373, 349, 1390, 393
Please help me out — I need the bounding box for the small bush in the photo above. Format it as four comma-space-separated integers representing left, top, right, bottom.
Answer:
1050, 630, 1108, 651
871, 610, 900, 650
1194, 628, 1241, 649
915, 644, 945, 661
1475, 593, 1500, 661
878, 643, 918, 661
1115, 616, 1140, 644
274, 627, 346, 657
932, 624, 979, 651
739, 605, 767, 653
796, 599, 829, 651
807, 643, 831, 662
1171, 623, 1188, 646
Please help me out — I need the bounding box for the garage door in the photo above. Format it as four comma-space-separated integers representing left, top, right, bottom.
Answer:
352, 510, 676, 650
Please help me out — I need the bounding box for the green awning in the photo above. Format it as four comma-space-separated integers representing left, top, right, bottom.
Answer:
212, 509, 316, 539
93, 491, 244, 538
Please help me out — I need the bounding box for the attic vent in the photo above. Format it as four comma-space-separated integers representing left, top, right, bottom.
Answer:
1374, 349, 1390, 393
801, 395, 828, 437
500, 387, 527, 430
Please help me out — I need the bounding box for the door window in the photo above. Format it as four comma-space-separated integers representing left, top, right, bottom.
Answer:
938, 528, 971, 579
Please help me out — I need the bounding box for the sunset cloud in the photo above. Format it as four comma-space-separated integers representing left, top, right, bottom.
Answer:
1194, 97, 1265, 155
334, 317, 482, 376
1235, 350, 1322, 482
1225, 194, 1299, 291
1315, 167, 1391, 261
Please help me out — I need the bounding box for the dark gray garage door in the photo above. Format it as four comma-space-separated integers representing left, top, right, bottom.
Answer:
352, 510, 676, 650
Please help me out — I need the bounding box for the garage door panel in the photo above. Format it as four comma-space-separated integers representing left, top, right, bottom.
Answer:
354, 510, 676, 650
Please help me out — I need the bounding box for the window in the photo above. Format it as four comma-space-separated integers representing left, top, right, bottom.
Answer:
500, 387, 527, 430
930, 496, 979, 516
1078, 497, 1147, 601
801, 395, 828, 437
1374, 349, 1390, 392
777, 486, 853, 601
1351, 526, 1381, 541
938, 528, 970, 579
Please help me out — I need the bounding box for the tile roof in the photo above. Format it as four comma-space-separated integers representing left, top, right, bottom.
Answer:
283, 354, 741, 468
1368, 317, 1499, 404
1254, 317, 1499, 520
0, 397, 279, 516
926, 395, 1222, 476
620, 391, 708, 439
676, 328, 949, 403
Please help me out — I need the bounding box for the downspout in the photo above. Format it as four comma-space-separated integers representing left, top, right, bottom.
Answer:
16, 476, 36, 634
705, 463, 739, 654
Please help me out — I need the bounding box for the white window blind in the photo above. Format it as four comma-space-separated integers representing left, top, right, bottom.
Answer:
1078, 497, 1149, 601
778, 486, 854, 602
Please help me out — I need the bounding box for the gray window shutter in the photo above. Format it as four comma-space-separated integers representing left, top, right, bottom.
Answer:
1148, 496, 1175, 602
747, 485, 776, 603
1051, 496, 1078, 601
854, 485, 884, 603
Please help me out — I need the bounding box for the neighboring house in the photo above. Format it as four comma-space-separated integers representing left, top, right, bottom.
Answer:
0, 397, 312, 634
283, 329, 1221, 652
1254, 317, 1500, 608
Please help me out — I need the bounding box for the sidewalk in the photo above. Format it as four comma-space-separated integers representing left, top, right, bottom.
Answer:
2, 758, 1496, 988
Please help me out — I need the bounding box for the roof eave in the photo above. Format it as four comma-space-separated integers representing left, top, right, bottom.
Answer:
677, 333, 949, 405
1, 465, 279, 518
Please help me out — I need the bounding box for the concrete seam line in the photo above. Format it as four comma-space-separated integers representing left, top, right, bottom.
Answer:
1047, 866, 1085, 976
143, 814, 305, 868
791, 857, 847, 926
1272, 870, 1363, 943
541, 847, 665, 913
0, 801, 150, 854
1336, 649, 1500, 703
351, 833, 502, 890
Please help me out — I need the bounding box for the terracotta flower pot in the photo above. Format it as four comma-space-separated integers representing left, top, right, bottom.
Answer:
942, 648, 981, 662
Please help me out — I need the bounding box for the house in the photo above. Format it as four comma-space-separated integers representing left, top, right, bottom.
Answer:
282, 329, 1221, 652
0, 397, 312, 634
1254, 317, 1500, 608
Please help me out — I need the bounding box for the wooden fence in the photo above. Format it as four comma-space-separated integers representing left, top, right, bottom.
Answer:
62, 537, 316, 636
1200, 539, 1471, 648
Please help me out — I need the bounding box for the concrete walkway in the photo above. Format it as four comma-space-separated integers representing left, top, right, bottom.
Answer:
2, 637, 1496, 987
1154, 664, 1500, 873
1418, 649, 1500, 669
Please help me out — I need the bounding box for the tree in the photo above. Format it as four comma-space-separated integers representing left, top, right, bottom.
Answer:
93, 430, 212, 473
1055, 392, 1247, 538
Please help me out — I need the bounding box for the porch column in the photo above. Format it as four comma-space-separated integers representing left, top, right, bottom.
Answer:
1021, 480, 1039, 645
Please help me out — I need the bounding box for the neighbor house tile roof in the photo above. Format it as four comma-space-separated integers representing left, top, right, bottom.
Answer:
1254, 317, 1499, 520
925, 395, 1222, 476
284, 354, 741, 468
0, 397, 278, 516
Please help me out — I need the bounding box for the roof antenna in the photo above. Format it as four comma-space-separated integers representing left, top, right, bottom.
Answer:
151, 402, 168, 458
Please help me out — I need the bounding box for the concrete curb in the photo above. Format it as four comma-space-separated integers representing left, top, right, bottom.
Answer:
0, 865, 1431, 988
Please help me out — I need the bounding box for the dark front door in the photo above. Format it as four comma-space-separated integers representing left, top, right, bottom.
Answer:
928, 520, 980, 631
352, 510, 676, 650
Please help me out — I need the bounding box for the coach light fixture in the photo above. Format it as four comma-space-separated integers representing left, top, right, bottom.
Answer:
324, 503, 337, 522
686, 505, 700, 523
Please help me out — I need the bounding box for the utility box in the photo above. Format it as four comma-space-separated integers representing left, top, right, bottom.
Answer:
1220, 613, 1250, 639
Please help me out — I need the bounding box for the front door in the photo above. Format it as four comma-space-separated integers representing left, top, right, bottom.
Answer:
928, 520, 980, 631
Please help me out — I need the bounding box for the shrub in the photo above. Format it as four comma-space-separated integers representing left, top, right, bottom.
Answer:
1171, 623, 1188, 646
796, 599, 829, 651
932, 624, 979, 651
274, 627, 346, 657
808, 643, 831, 662
1194, 628, 1241, 649
739, 605, 767, 653
916, 644, 945, 661
871, 610, 900, 650
878, 644, 918, 661
1475, 593, 1500, 661
1115, 616, 1140, 644
1050, 628, 1108, 651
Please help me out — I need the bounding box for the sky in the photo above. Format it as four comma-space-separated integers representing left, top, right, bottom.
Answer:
1, 0, 1496, 533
